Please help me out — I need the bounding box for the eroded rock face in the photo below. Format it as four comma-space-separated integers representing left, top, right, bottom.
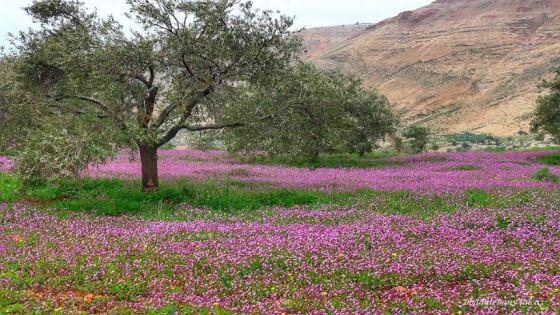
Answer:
297, 0, 560, 135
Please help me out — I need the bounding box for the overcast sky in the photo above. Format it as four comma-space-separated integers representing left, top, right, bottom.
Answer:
0, 0, 432, 47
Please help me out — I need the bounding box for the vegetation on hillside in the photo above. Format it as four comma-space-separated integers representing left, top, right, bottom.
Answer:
532, 66, 560, 142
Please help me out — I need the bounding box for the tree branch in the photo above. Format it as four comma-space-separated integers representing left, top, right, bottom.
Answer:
53, 95, 110, 111
182, 122, 245, 131
181, 53, 210, 85
131, 65, 155, 88
156, 86, 214, 145
48, 104, 110, 119
152, 101, 179, 128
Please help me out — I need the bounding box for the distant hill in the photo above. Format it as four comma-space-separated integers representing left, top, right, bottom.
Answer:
297, 0, 560, 135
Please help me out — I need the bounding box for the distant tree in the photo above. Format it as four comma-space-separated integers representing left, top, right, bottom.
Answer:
343, 88, 398, 156
392, 135, 405, 153
402, 125, 431, 154
5, 0, 299, 190
531, 66, 560, 142
223, 63, 398, 163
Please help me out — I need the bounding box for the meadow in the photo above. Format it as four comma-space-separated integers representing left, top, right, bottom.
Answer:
1, 149, 560, 314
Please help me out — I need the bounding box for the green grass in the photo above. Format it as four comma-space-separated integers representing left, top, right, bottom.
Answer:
0, 173, 21, 202
485, 145, 560, 153
379, 191, 455, 217
465, 188, 537, 208
485, 146, 508, 152
443, 165, 480, 171
0, 174, 462, 219
0, 176, 370, 216
242, 151, 401, 169
0, 173, 546, 219
532, 168, 560, 183
520, 146, 560, 152
538, 153, 560, 166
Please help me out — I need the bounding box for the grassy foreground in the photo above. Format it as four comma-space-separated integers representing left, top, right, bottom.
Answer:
0, 173, 549, 219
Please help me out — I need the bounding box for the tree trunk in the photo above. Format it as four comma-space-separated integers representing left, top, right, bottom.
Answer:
306, 147, 320, 165
139, 144, 159, 192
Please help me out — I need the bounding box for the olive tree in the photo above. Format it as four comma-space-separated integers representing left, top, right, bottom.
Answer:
7, 0, 299, 190
531, 66, 560, 142
223, 63, 398, 162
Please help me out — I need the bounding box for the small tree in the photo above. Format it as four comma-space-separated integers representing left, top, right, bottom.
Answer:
531, 66, 560, 142
6, 0, 299, 190
223, 63, 398, 163
402, 125, 431, 154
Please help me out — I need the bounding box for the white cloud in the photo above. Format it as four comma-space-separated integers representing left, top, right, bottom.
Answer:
0, 0, 433, 46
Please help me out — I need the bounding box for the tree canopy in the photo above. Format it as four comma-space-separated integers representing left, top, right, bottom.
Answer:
3, 0, 299, 189
223, 63, 398, 162
531, 66, 560, 142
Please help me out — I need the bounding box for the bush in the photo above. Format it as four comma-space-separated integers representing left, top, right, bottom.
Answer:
532, 168, 559, 183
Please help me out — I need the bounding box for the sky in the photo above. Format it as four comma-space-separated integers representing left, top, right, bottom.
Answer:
0, 0, 433, 47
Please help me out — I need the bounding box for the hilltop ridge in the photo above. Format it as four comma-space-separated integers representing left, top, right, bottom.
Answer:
297, 0, 560, 135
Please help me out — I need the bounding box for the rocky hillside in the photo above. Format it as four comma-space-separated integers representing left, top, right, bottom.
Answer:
297, 0, 560, 135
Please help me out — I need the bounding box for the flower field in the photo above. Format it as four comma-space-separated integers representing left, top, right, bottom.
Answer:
86, 150, 560, 192
1, 150, 560, 314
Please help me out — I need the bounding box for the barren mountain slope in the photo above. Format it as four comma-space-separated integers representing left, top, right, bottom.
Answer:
298, 0, 560, 135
